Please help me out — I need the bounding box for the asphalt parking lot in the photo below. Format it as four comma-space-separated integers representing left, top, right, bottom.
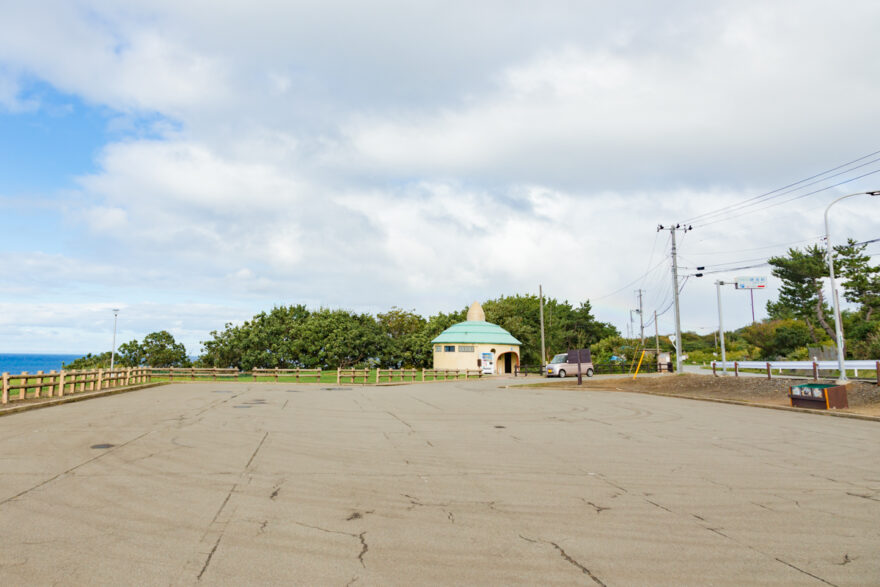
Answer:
1, 379, 878, 585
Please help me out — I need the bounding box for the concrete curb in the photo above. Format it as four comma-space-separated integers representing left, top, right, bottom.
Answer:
0, 382, 168, 418
517, 383, 880, 423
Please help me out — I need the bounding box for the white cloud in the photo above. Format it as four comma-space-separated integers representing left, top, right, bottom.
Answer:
2, 0, 880, 353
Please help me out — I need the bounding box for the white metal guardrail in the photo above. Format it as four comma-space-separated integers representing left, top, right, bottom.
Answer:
711, 359, 880, 381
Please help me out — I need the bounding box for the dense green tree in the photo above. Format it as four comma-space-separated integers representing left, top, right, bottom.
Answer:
65, 331, 190, 369
296, 309, 387, 368
195, 295, 616, 369
63, 351, 112, 370
834, 238, 880, 321
767, 245, 833, 341
740, 319, 820, 359
488, 295, 617, 365
140, 331, 191, 367
377, 307, 427, 367
116, 340, 144, 367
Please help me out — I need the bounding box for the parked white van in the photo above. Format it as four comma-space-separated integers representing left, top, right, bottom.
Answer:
546, 349, 593, 378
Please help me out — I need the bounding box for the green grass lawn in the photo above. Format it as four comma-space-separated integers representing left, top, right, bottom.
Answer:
150, 369, 476, 385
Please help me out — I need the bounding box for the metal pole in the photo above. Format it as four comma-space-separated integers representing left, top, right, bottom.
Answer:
670, 227, 683, 374
716, 281, 727, 374
539, 285, 546, 376
637, 289, 645, 344
750, 289, 756, 324
110, 308, 119, 371
823, 190, 880, 385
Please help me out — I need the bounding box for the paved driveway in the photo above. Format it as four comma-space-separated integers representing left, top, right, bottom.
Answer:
1, 380, 877, 585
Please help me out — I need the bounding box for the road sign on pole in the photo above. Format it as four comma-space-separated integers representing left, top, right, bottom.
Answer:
734, 276, 767, 290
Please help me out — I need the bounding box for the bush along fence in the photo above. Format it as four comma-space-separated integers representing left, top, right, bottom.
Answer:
1, 367, 152, 405
711, 360, 880, 384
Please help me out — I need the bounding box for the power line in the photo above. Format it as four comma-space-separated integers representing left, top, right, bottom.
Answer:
694, 168, 880, 228
592, 258, 668, 301
688, 156, 880, 225
681, 148, 880, 224
684, 236, 823, 256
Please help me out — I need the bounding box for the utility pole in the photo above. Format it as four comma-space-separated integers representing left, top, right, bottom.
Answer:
635, 289, 645, 344
658, 223, 690, 374
539, 284, 546, 375
653, 310, 660, 355
715, 282, 728, 375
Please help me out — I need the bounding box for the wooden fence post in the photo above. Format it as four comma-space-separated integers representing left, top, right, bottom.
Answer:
19, 372, 27, 400
96, 369, 104, 391
734, 362, 739, 377
712, 362, 716, 377
337, 368, 341, 385
813, 362, 818, 381
876, 361, 879, 386
765, 362, 771, 380
2, 372, 8, 404
57, 371, 65, 397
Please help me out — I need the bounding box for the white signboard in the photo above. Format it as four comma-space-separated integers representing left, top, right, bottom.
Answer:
735, 276, 767, 289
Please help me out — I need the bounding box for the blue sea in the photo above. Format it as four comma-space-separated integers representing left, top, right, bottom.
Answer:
0, 354, 84, 374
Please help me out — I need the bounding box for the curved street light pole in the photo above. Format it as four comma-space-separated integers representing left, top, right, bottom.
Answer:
823, 190, 880, 385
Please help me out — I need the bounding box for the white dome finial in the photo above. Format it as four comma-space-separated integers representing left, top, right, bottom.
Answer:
467, 301, 485, 322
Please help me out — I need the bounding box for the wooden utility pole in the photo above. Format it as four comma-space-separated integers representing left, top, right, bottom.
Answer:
654, 310, 660, 355
539, 284, 546, 375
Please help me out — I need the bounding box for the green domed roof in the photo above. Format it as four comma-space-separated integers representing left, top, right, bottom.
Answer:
431, 321, 521, 345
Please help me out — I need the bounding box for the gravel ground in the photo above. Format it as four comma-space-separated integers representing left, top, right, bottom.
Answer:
538, 373, 880, 417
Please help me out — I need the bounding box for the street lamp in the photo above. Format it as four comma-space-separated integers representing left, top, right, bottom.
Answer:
110, 308, 120, 371
824, 190, 880, 384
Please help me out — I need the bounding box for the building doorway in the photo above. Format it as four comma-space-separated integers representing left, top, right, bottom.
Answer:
495, 352, 518, 374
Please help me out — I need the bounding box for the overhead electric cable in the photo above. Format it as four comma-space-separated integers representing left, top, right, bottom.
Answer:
681, 148, 880, 224
685, 236, 823, 256
693, 168, 880, 228
592, 258, 668, 301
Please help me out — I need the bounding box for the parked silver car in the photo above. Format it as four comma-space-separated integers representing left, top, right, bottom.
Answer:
546, 350, 593, 378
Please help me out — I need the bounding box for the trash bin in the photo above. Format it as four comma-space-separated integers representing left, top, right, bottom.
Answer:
789, 383, 848, 410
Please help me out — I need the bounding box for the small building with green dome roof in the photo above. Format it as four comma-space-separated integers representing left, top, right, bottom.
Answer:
431, 302, 521, 374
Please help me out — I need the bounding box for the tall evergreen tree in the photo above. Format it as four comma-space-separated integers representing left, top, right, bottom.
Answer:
767, 245, 834, 341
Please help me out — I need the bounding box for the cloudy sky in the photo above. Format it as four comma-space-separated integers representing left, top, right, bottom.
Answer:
1, 0, 879, 354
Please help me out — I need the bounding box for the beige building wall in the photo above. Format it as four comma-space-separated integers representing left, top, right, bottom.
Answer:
432, 343, 520, 373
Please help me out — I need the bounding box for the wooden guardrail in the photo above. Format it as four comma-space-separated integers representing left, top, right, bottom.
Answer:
251, 368, 322, 382
337, 368, 371, 384
1, 367, 152, 404
712, 360, 880, 383
422, 369, 482, 380
376, 368, 420, 383
151, 367, 241, 381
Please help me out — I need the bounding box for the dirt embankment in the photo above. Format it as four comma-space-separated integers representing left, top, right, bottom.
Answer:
540, 374, 880, 418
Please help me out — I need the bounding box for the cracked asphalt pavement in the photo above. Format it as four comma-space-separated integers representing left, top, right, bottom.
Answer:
0, 379, 878, 585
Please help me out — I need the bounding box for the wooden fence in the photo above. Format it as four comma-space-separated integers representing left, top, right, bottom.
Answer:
1, 367, 152, 404
1, 364, 489, 405
337, 368, 371, 384
711, 360, 880, 383
252, 368, 322, 382
151, 367, 241, 381
376, 368, 420, 383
